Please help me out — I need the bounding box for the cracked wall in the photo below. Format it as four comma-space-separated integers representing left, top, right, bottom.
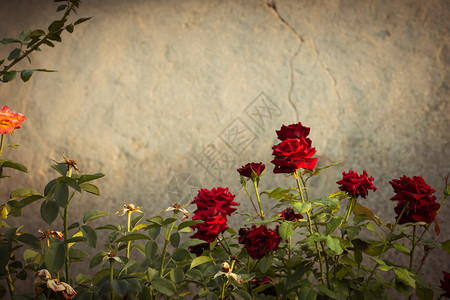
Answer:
1, 0, 449, 295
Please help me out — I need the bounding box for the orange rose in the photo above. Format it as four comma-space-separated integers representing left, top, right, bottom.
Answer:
0, 106, 26, 134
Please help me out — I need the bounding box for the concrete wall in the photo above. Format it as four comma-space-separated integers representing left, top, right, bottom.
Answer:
1, 0, 449, 294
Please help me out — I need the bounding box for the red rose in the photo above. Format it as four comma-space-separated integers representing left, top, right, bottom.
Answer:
271, 138, 317, 173
238, 225, 281, 260
189, 187, 239, 255
0, 106, 26, 134
336, 170, 377, 199
191, 187, 239, 216
276, 122, 312, 146
251, 276, 277, 296
440, 271, 450, 298
278, 207, 303, 221
389, 176, 440, 224
237, 162, 266, 178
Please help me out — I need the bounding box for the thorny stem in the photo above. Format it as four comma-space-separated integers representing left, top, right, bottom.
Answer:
294, 170, 325, 285
365, 202, 409, 287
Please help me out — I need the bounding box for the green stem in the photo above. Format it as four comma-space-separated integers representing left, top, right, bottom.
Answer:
365, 201, 409, 287
294, 170, 325, 285
64, 204, 70, 284
5, 265, 14, 299
0, 134, 4, 157
252, 179, 265, 220
1, 3, 77, 75
159, 211, 178, 277
344, 197, 356, 223
221, 277, 227, 300
243, 182, 262, 219
126, 210, 132, 259
110, 259, 115, 282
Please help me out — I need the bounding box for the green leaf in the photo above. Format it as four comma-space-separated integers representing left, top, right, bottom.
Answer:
44, 241, 65, 274
172, 248, 191, 262
293, 202, 312, 214
20, 69, 34, 82
44, 179, 57, 196
116, 233, 149, 243
317, 284, 337, 298
69, 247, 89, 262
111, 279, 129, 297
151, 278, 177, 296
78, 173, 104, 184
0, 38, 20, 44
10, 188, 42, 200
231, 289, 253, 300
23, 249, 39, 263
324, 216, 343, 236
442, 239, 450, 254
89, 251, 107, 269
83, 210, 109, 224
170, 232, 180, 248
79, 183, 100, 195
147, 216, 164, 226
65, 24, 74, 33
259, 254, 273, 273
326, 235, 343, 255
131, 214, 144, 229
29, 30, 45, 38
17, 233, 42, 250
0, 159, 28, 172
2, 71, 16, 82
8, 48, 21, 61
416, 288, 434, 300
392, 242, 410, 255
40, 199, 59, 225
64, 236, 86, 244
190, 256, 213, 270
177, 220, 203, 231
0, 243, 12, 273
51, 164, 67, 176
54, 183, 69, 207
81, 225, 97, 248
48, 20, 65, 32
298, 284, 317, 300
394, 268, 416, 289
56, 4, 67, 11
179, 238, 207, 249
74, 17, 92, 25
19, 30, 31, 42
279, 221, 294, 240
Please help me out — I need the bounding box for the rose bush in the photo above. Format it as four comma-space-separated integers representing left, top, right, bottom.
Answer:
1, 116, 450, 300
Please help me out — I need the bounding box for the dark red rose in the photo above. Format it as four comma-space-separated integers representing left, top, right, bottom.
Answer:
188, 243, 209, 257
271, 138, 317, 173
440, 271, 450, 298
237, 162, 266, 178
189, 187, 239, 256
191, 187, 239, 216
336, 170, 377, 199
276, 122, 312, 146
238, 225, 281, 260
251, 276, 277, 296
389, 176, 440, 224
191, 210, 229, 242
279, 207, 303, 221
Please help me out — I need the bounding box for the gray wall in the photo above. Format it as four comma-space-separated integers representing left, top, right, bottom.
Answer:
1, 0, 449, 294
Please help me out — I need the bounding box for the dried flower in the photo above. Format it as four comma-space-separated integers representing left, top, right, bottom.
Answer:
34, 269, 76, 299
115, 204, 143, 216
162, 203, 190, 221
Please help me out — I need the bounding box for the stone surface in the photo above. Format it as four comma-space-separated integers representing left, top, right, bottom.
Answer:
0, 0, 449, 296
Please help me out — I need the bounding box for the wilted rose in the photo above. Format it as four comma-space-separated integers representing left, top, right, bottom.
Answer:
336, 170, 377, 199
251, 276, 277, 296
0, 106, 26, 135
278, 207, 303, 221
440, 271, 450, 298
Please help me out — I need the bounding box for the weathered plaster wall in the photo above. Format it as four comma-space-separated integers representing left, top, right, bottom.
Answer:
1, 0, 449, 295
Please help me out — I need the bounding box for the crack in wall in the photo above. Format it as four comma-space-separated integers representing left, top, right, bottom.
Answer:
264, 0, 303, 121
264, 0, 343, 125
